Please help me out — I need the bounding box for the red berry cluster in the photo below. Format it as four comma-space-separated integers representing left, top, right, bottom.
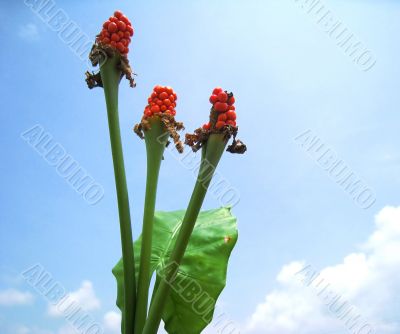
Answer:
203, 88, 237, 130
143, 85, 178, 118
96, 10, 134, 55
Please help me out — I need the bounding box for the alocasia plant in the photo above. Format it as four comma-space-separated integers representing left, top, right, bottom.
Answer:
143, 87, 246, 334
86, 10, 246, 334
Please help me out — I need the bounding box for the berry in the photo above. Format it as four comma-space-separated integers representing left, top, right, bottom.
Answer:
151, 105, 160, 113
97, 11, 133, 55
213, 87, 223, 95
202, 123, 211, 130
111, 33, 120, 42
203, 88, 238, 129
108, 22, 117, 32
217, 91, 228, 103
143, 85, 178, 118
226, 111, 236, 120
159, 92, 168, 100
163, 99, 172, 107
127, 26, 134, 36
209, 94, 218, 104
218, 113, 227, 122
120, 15, 130, 24
116, 42, 124, 52
114, 10, 123, 18
117, 21, 126, 31
203, 87, 239, 130
214, 102, 228, 113
215, 121, 226, 129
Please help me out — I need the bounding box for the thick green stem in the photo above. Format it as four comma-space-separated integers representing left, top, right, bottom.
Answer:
100, 56, 136, 334
135, 119, 168, 334
142, 134, 227, 334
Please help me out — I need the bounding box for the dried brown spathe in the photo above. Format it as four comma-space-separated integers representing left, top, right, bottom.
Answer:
85, 42, 136, 89
134, 114, 184, 153
185, 124, 247, 154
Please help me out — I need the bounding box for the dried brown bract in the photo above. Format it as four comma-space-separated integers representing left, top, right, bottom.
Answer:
134, 114, 184, 153
86, 42, 136, 89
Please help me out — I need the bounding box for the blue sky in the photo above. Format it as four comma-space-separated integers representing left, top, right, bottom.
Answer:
1, 0, 400, 333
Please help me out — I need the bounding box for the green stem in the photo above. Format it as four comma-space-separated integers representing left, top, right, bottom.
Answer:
142, 134, 227, 334
135, 119, 168, 334
100, 56, 136, 334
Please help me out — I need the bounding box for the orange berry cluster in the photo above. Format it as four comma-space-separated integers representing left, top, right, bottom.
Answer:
96, 10, 134, 55
143, 85, 178, 118
203, 87, 237, 130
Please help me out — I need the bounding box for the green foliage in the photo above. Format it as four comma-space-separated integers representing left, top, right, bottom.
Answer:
112, 207, 238, 334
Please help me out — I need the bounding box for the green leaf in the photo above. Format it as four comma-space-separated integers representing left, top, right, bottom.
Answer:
112, 207, 238, 334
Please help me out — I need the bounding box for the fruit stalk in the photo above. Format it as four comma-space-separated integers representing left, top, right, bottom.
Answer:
100, 55, 136, 334
142, 134, 228, 334
133, 85, 183, 334
135, 119, 169, 334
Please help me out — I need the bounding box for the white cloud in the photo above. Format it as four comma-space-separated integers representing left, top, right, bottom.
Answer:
18, 23, 39, 41
55, 311, 122, 334
0, 289, 33, 306
15, 325, 30, 334
31, 329, 53, 334
47, 280, 100, 317
57, 325, 77, 334
246, 205, 400, 334
103, 311, 121, 333
15, 326, 53, 334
